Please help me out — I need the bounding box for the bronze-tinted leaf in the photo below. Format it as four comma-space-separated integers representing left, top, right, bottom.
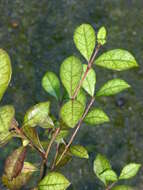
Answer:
2, 162, 37, 190
4, 146, 27, 180
22, 125, 44, 153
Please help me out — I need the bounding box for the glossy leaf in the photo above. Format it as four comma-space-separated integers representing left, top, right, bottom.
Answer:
112, 185, 133, 190
23, 102, 54, 128
22, 125, 44, 153
82, 64, 96, 96
60, 100, 84, 128
95, 49, 138, 71
119, 163, 141, 180
0, 49, 12, 101
84, 108, 109, 125
74, 24, 96, 61
0, 105, 15, 146
70, 145, 89, 159
38, 172, 70, 190
4, 147, 27, 180
97, 26, 107, 45
100, 169, 118, 185
96, 79, 130, 97
93, 154, 112, 184
42, 71, 60, 100
60, 56, 83, 98
2, 162, 37, 190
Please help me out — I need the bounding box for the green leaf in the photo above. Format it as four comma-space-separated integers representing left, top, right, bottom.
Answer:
23, 102, 54, 128
70, 145, 89, 159
2, 162, 37, 190
82, 64, 96, 96
93, 154, 112, 184
112, 185, 133, 190
96, 79, 130, 97
4, 147, 27, 180
22, 125, 45, 153
0, 105, 15, 146
42, 71, 60, 100
74, 24, 96, 61
84, 108, 109, 125
60, 56, 83, 98
38, 172, 70, 190
76, 89, 87, 107
119, 163, 141, 180
55, 144, 72, 169
95, 49, 138, 71
97, 26, 107, 45
60, 100, 84, 128
100, 169, 118, 184
0, 49, 12, 101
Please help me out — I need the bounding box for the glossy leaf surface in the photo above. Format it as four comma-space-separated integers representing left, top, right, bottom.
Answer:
23, 102, 54, 128
74, 24, 96, 61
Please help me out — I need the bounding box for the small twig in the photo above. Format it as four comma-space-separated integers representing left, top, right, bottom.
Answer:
45, 127, 60, 159
105, 182, 117, 190
51, 143, 59, 170
56, 96, 95, 165
72, 44, 101, 100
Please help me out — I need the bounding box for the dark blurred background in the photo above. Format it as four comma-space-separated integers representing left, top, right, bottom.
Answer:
0, 0, 143, 189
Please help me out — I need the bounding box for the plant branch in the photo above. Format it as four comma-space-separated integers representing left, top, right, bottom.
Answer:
51, 143, 59, 170
45, 127, 60, 159
56, 96, 95, 165
72, 44, 101, 100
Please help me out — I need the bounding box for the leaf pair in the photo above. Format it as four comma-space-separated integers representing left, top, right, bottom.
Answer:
94, 154, 141, 187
